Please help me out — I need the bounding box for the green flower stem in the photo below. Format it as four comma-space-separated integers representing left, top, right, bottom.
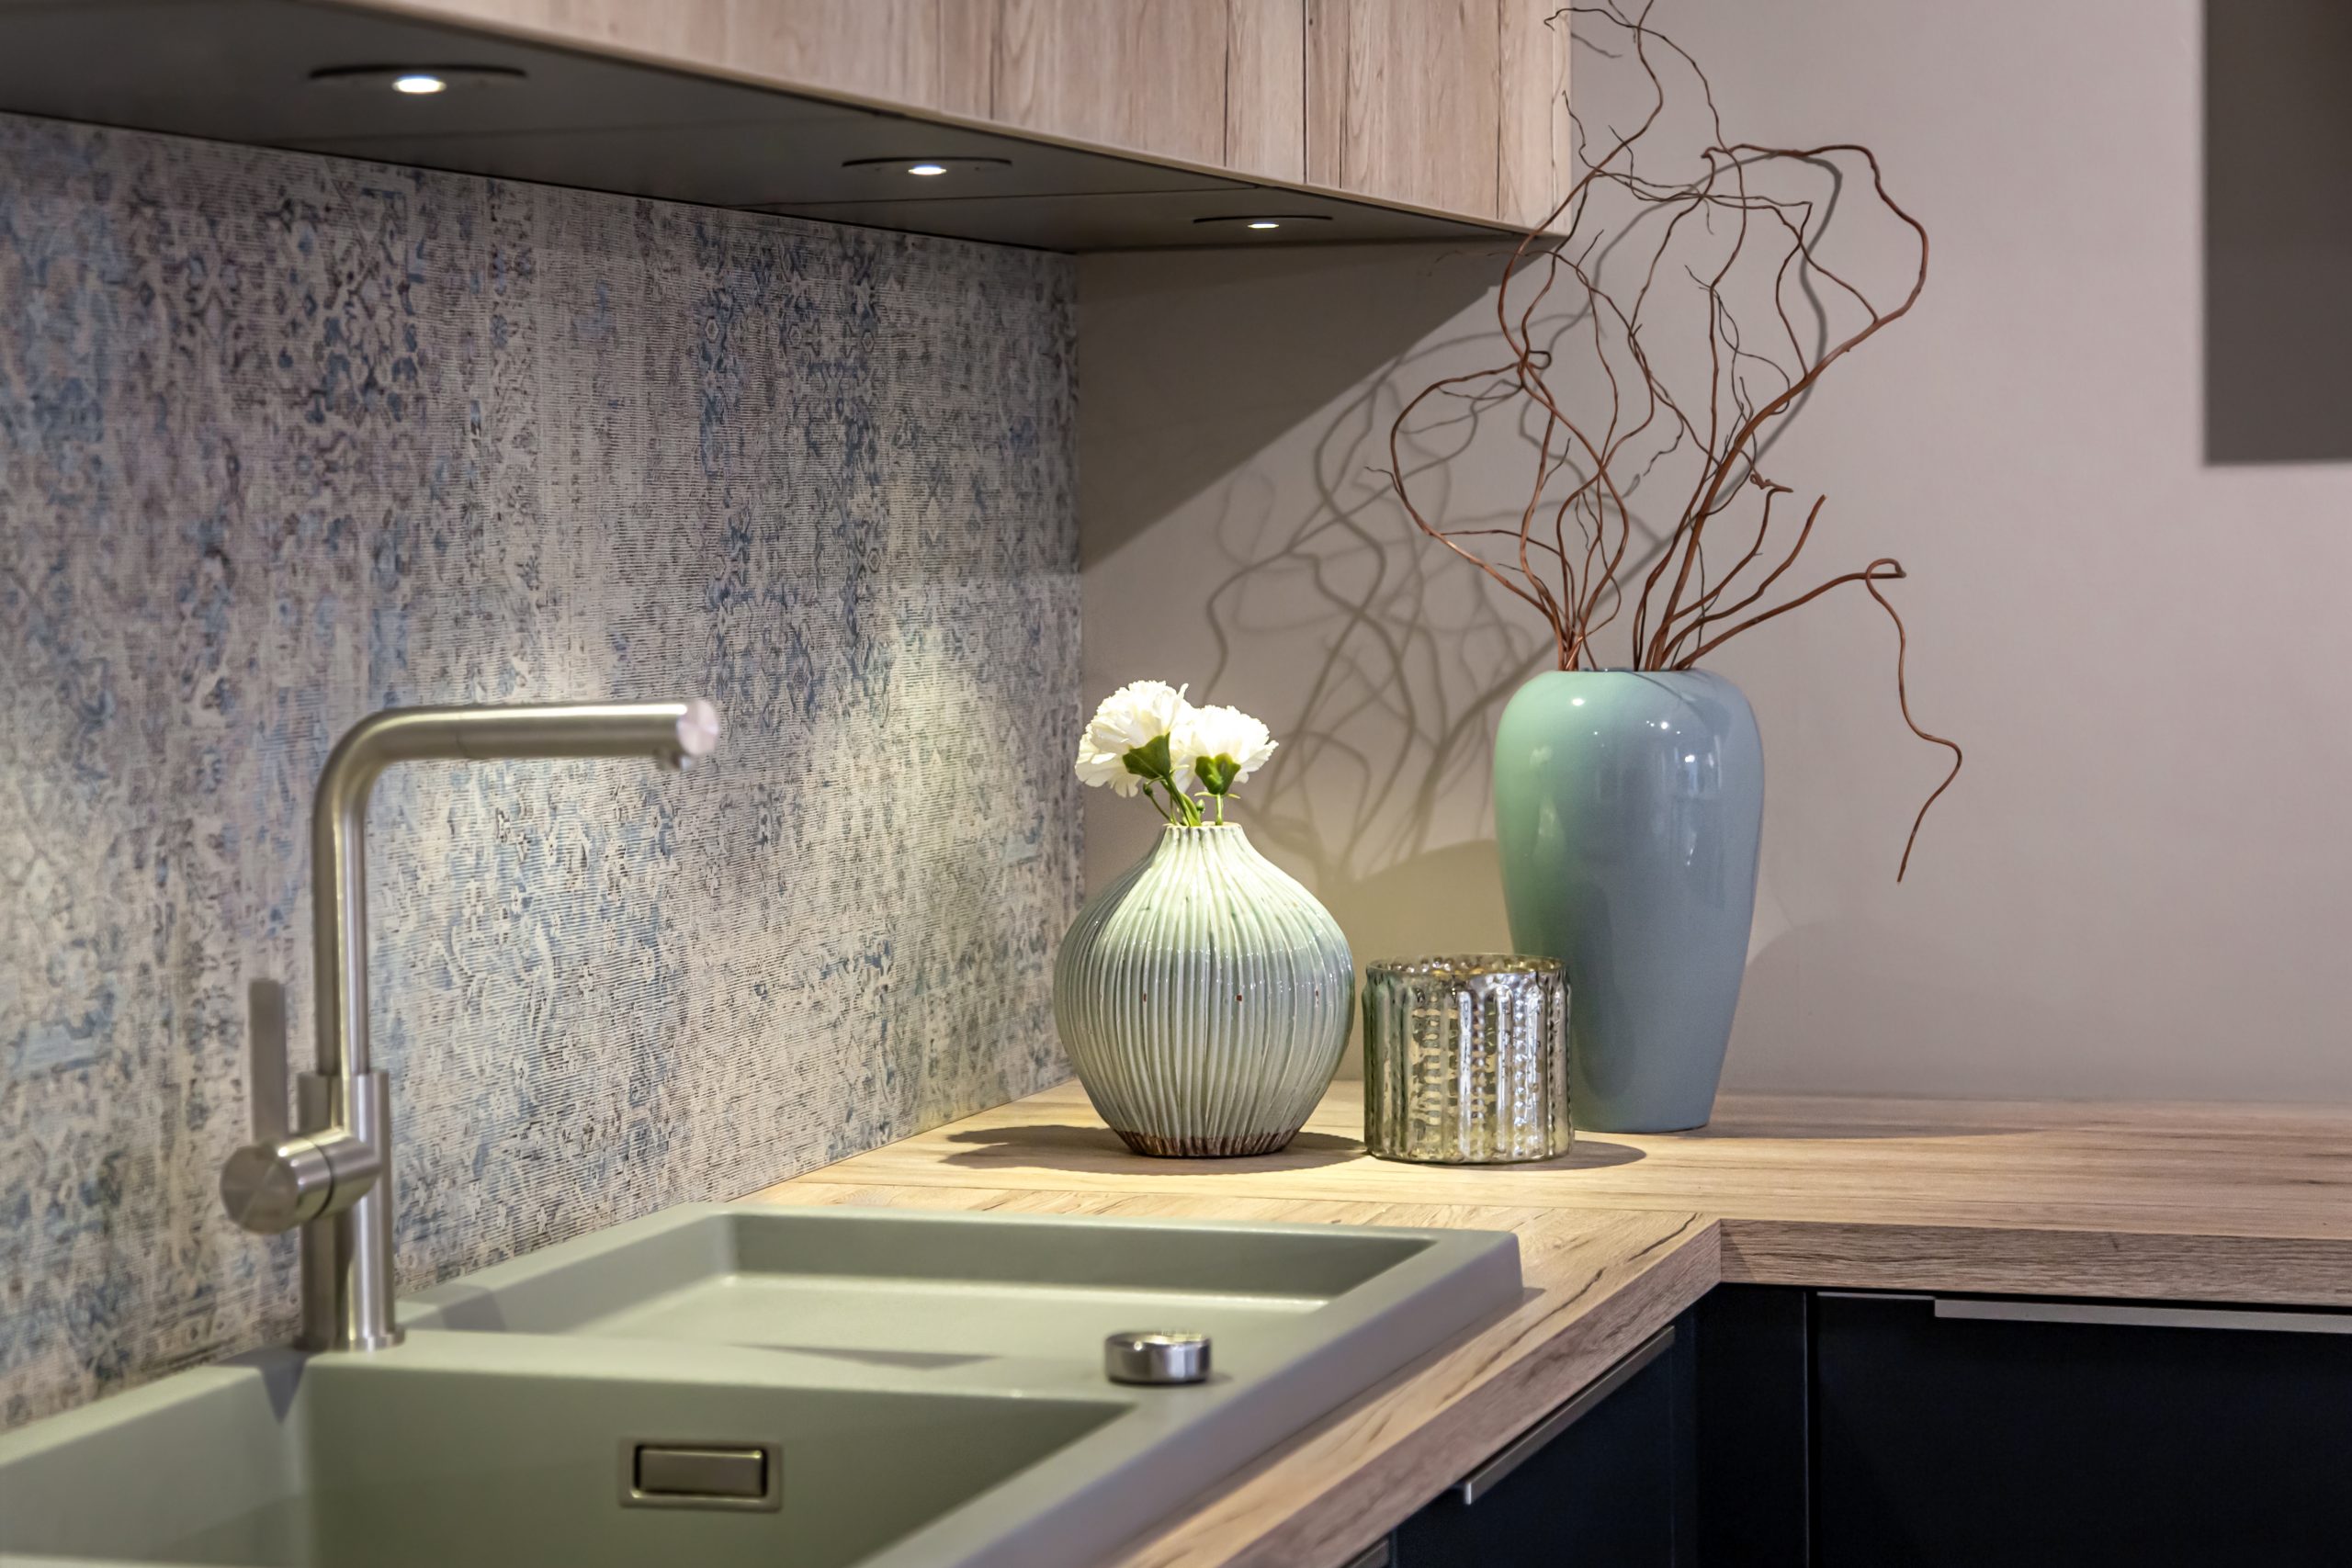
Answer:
1121, 735, 1209, 827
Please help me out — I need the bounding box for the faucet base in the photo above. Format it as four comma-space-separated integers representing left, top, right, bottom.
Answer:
296, 1326, 406, 1353
294, 1070, 403, 1351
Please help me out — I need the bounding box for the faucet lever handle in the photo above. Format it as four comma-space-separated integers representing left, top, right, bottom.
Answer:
247, 978, 290, 1144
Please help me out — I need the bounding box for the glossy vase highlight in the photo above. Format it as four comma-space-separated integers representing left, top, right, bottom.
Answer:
1492, 670, 1763, 1132
1054, 823, 1354, 1156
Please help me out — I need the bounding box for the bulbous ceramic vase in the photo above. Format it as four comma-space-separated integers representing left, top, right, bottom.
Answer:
1054, 823, 1354, 1156
1492, 669, 1764, 1132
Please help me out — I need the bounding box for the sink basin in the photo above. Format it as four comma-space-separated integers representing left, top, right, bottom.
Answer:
1, 1205, 1520, 1568
402, 1204, 1482, 1365
0, 1343, 1115, 1568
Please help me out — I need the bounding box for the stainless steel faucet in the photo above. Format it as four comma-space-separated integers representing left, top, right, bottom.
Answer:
220, 699, 723, 1351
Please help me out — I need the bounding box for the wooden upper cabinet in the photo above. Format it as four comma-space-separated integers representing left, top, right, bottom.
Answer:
1222, 0, 1312, 183
364, 0, 1566, 225
1307, 0, 1570, 228
395, 0, 1306, 179
716, 0, 994, 117
990, 0, 1303, 181
1496, 0, 1574, 231
378, 1, 992, 116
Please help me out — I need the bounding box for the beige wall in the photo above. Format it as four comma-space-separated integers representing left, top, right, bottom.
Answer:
1077, 0, 2352, 1103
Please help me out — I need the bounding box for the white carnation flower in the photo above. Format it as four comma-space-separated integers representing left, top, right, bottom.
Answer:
1074, 744, 1147, 796
1083, 681, 1190, 756
1177, 704, 1277, 795
1074, 681, 1192, 795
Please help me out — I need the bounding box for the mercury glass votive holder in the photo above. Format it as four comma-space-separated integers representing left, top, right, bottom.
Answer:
1362, 954, 1571, 1164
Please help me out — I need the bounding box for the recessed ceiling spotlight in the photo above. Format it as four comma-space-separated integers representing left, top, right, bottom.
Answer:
842, 156, 1014, 178
309, 64, 526, 94
1193, 214, 1335, 234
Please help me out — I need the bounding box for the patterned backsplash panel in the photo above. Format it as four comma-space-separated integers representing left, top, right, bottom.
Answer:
0, 111, 1080, 1427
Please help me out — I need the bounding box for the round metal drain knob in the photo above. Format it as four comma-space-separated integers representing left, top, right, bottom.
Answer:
1104, 1330, 1212, 1385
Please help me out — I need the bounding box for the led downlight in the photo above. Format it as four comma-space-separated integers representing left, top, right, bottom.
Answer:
842, 156, 1015, 179
1192, 214, 1335, 234
308, 64, 526, 94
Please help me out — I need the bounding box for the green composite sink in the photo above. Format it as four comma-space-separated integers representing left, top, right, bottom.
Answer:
0, 1205, 1521, 1568
0, 1341, 1114, 1568
401, 1204, 1473, 1361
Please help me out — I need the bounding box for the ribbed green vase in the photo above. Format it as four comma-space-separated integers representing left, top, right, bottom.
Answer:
1054, 823, 1355, 1156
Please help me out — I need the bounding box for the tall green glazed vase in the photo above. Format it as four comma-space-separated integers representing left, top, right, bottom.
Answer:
1055, 823, 1355, 1156
1492, 670, 1764, 1132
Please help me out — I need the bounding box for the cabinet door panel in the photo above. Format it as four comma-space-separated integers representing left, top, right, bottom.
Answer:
385, 0, 986, 115
992, 0, 1231, 164
1394, 1326, 1685, 1567
1223, 0, 1307, 181
719, 0, 987, 115
1306, 0, 1498, 217
1693, 1284, 1809, 1567
1305, 0, 1566, 223
1816, 1292, 2352, 1568
1497, 0, 1572, 230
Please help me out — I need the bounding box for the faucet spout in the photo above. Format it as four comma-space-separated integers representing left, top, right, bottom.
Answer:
312, 700, 722, 1078
221, 699, 723, 1353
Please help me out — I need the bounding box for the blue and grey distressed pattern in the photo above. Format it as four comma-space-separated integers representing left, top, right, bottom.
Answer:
0, 111, 1081, 1427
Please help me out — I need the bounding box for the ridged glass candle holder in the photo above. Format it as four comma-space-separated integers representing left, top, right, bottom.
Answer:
1362, 955, 1571, 1164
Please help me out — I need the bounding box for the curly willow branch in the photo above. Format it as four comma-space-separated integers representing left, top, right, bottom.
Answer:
1383, 0, 1960, 880
1864, 567, 1963, 881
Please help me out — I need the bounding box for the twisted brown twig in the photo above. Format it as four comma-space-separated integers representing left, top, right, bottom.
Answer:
1384, 0, 1961, 879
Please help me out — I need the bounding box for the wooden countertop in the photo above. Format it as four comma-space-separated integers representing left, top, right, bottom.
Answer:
748, 1081, 2352, 1568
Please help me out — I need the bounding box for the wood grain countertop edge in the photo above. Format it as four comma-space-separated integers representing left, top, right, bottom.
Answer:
746, 1081, 2352, 1567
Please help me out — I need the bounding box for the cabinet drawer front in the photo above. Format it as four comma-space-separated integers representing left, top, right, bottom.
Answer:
1816, 1292, 2352, 1568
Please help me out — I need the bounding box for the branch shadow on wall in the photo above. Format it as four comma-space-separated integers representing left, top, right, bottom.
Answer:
1080, 244, 1571, 980
1079, 232, 1962, 1098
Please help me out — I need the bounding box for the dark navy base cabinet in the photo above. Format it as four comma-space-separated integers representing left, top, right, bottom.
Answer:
1815, 1292, 2352, 1568
1690, 1284, 1810, 1567
1391, 1324, 1695, 1566
1381, 1285, 2352, 1568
